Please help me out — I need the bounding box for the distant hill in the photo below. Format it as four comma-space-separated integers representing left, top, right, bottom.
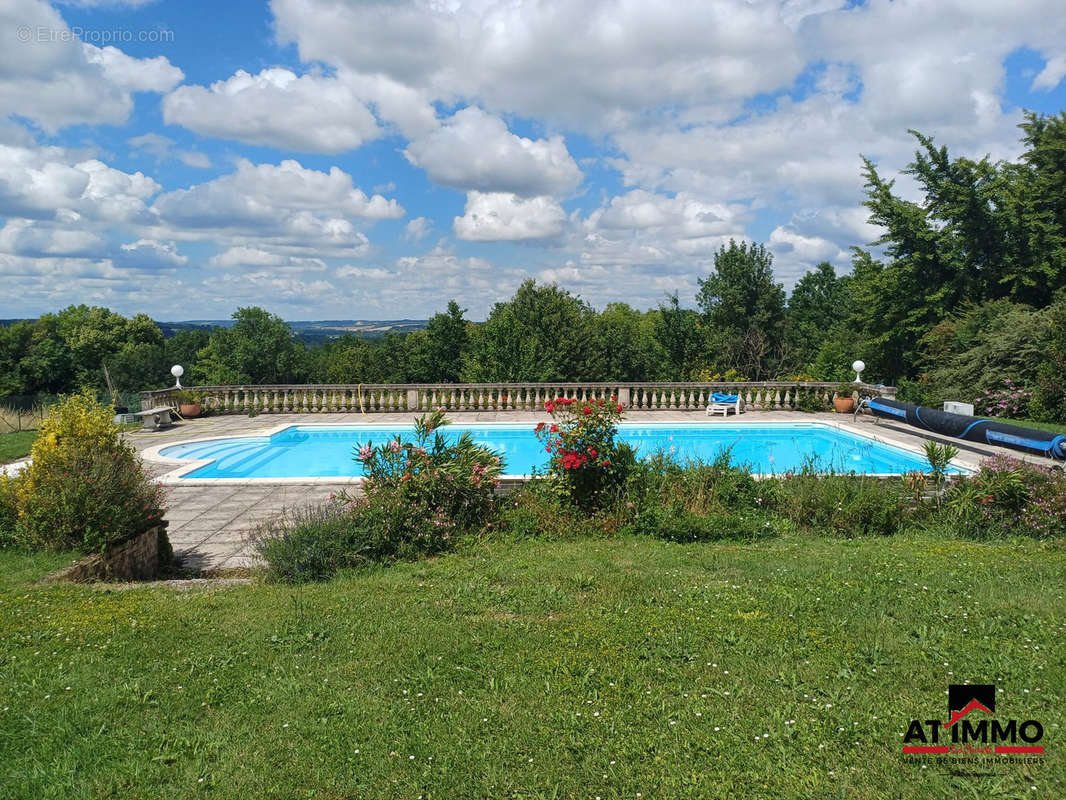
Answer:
159, 319, 429, 341
2, 317, 430, 342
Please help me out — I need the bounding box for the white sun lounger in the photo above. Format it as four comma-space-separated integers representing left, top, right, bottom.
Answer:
707, 393, 744, 417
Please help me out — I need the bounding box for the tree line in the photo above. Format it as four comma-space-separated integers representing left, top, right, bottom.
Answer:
1, 112, 1063, 421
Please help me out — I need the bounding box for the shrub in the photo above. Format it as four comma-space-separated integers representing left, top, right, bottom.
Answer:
354, 410, 502, 531
794, 391, 831, 413
915, 300, 1053, 408
0, 476, 17, 549
623, 450, 771, 517
14, 391, 166, 552
252, 504, 352, 584
1030, 297, 1066, 424
258, 412, 506, 583
944, 454, 1066, 539
535, 395, 629, 509
496, 482, 590, 541
974, 379, 1032, 418
773, 469, 911, 537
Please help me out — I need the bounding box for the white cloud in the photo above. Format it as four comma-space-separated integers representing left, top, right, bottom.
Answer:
0, 143, 159, 223
208, 245, 328, 270
404, 216, 432, 242
271, 0, 805, 129
151, 159, 401, 255
82, 44, 183, 93
404, 107, 582, 196
162, 68, 381, 153
453, 192, 567, 241
0, 219, 105, 258
1032, 54, 1066, 91
0, 0, 182, 131
113, 239, 187, 270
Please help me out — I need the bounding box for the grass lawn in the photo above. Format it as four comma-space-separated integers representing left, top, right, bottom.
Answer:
1013, 418, 1066, 435
0, 535, 1063, 799
0, 431, 35, 464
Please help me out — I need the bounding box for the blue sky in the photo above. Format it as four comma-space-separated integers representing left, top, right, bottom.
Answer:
1, 0, 1064, 320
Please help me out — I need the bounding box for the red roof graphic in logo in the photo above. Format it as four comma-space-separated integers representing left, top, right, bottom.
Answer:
943, 698, 993, 729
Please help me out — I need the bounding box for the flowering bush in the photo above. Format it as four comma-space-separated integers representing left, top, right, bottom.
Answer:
975, 379, 1032, 418
13, 391, 166, 552
535, 395, 630, 509
257, 412, 504, 583
946, 454, 1066, 539
353, 410, 503, 532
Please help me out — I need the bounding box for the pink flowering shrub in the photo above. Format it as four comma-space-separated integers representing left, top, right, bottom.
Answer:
975, 379, 1032, 419
346, 410, 503, 552
946, 454, 1066, 539
257, 411, 503, 582
535, 395, 630, 509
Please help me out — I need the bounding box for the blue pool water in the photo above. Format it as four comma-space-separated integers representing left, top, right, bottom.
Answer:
159, 423, 948, 479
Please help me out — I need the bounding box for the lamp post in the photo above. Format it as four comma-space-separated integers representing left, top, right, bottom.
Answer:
171, 364, 184, 389
852, 360, 865, 384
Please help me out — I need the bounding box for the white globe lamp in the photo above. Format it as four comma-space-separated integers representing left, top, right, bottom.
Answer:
852, 360, 865, 384
171, 364, 184, 389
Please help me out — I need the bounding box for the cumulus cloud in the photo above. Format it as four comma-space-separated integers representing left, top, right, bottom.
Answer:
1032, 54, 1066, 91
404, 107, 582, 196
151, 159, 401, 255
0, 143, 159, 223
208, 245, 328, 270
453, 192, 567, 241
0, 219, 105, 258
162, 68, 381, 153
404, 216, 432, 242
113, 239, 188, 270
0, 0, 182, 131
271, 0, 805, 128
83, 44, 183, 93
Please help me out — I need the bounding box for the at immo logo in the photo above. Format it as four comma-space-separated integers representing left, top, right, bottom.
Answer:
902, 684, 1045, 755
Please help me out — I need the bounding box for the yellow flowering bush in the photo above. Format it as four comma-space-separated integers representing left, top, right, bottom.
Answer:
12, 391, 166, 552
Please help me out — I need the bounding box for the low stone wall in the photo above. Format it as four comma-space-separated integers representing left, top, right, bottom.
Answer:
140, 381, 898, 415
45, 524, 171, 583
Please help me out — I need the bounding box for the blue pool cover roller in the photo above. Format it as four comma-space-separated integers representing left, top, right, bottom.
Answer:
869, 397, 1066, 460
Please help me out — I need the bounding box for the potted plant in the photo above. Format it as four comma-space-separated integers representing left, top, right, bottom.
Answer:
832, 382, 857, 413
174, 389, 203, 419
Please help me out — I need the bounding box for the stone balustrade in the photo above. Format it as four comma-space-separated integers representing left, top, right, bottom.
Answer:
140, 381, 896, 415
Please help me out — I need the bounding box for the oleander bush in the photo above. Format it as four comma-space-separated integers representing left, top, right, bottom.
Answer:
944, 454, 1066, 539
10, 391, 166, 553
256, 411, 504, 583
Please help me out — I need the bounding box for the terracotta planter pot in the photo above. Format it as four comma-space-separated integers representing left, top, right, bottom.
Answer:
833, 396, 855, 414
179, 402, 202, 418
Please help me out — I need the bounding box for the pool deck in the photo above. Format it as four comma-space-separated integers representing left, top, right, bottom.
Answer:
129, 410, 1053, 572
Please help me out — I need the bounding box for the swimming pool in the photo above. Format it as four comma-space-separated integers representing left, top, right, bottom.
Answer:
155, 422, 952, 480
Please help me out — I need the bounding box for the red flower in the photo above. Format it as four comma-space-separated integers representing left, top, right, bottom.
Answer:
535, 422, 546, 432
616, 404, 624, 413
598, 399, 604, 406
545, 402, 556, 413
582, 406, 592, 415
602, 460, 610, 467
549, 423, 558, 433
588, 448, 598, 458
